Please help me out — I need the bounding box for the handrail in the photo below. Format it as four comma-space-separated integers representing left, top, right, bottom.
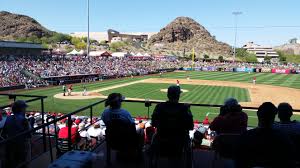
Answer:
0, 99, 106, 145
0, 93, 47, 98
3, 98, 300, 146
122, 99, 300, 112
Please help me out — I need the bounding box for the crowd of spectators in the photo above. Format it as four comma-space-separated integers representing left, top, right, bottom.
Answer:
2, 55, 300, 88
1, 86, 300, 167
181, 60, 300, 71
0, 56, 180, 88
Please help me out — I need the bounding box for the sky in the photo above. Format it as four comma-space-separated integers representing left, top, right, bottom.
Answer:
1, 0, 300, 47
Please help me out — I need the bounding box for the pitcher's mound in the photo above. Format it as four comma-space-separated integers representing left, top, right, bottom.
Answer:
54, 92, 104, 100
160, 89, 189, 93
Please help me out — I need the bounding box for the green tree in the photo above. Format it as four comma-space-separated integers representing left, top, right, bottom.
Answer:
64, 45, 73, 52
277, 51, 287, 62
218, 56, 224, 61
75, 42, 86, 50
16, 37, 27, 42
51, 33, 72, 43
264, 56, 272, 63
245, 53, 258, 63
236, 48, 249, 58
99, 40, 107, 45
71, 37, 82, 45
204, 54, 210, 60
109, 41, 127, 52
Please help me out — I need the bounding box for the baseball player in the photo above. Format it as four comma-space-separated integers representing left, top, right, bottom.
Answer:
253, 76, 256, 85
62, 85, 66, 96
82, 86, 87, 96
176, 80, 180, 86
68, 84, 73, 96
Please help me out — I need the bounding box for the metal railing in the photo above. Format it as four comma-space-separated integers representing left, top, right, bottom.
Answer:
2, 94, 300, 167
0, 93, 48, 152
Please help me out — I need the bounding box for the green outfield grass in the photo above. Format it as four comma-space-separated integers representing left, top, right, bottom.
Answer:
100, 83, 250, 105
1, 71, 300, 127
163, 71, 300, 89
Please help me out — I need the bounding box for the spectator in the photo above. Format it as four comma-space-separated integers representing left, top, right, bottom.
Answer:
209, 98, 248, 134
2, 100, 31, 168
273, 102, 300, 135
101, 93, 134, 125
78, 123, 89, 139
192, 130, 205, 149
58, 120, 81, 144
202, 116, 210, 125
236, 102, 295, 168
87, 122, 104, 141
101, 93, 143, 159
0, 109, 7, 132
151, 85, 194, 156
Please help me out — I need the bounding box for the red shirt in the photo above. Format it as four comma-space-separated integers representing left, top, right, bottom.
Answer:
58, 126, 80, 143
209, 112, 248, 134
202, 116, 210, 125
253, 77, 256, 80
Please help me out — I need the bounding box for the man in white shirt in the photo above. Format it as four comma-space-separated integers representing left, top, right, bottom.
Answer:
87, 122, 104, 141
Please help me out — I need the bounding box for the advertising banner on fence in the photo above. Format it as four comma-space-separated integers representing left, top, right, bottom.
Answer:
194, 67, 202, 71
183, 67, 193, 71
271, 69, 290, 74
261, 68, 272, 73
235, 68, 254, 72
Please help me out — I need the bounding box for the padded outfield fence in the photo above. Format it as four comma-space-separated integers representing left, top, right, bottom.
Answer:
1, 93, 300, 167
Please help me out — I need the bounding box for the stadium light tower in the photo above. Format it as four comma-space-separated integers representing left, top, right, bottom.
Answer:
232, 11, 242, 62
87, 0, 90, 58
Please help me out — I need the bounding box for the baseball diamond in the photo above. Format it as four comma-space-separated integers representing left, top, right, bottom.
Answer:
2, 71, 300, 127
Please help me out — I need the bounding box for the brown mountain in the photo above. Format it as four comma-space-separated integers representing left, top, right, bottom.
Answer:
0, 11, 52, 39
275, 43, 300, 55
148, 17, 232, 57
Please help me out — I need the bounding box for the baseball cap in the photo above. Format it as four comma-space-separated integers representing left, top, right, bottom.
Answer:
75, 119, 82, 125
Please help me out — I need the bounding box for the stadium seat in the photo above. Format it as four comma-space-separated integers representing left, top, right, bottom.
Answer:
105, 119, 139, 164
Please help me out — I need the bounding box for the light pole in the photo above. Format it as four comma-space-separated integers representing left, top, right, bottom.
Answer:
87, 0, 90, 58
232, 11, 242, 62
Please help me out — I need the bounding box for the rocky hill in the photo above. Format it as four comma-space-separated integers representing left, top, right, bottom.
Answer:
275, 43, 300, 55
147, 17, 232, 58
0, 11, 52, 40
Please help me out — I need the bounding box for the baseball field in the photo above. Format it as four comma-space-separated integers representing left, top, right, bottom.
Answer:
2, 71, 300, 127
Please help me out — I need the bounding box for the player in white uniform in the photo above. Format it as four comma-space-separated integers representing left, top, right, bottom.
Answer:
82, 86, 87, 96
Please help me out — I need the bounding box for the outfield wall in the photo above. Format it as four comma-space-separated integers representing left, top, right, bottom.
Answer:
182, 67, 300, 74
